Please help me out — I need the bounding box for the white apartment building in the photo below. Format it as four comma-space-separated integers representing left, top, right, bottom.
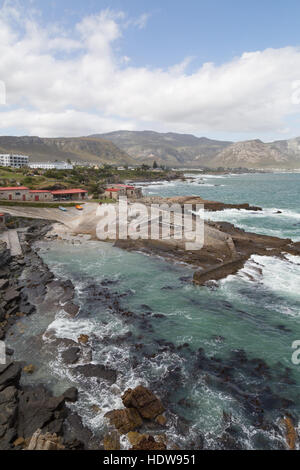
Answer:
28, 161, 73, 170
0, 154, 29, 168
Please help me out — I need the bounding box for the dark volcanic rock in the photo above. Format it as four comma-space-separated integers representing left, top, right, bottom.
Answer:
73, 364, 117, 384
63, 412, 100, 450
3, 288, 20, 303
0, 363, 22, 392
17, 385, 67, 439
61, 347, 80, 364
62, 387, 78, 403
63, 302, 79, 317
0, 279, 9, 290
0, 386, 18, 449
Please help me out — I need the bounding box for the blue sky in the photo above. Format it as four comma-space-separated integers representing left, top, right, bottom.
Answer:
0, 0, 300, 140
40, 0, 300, 66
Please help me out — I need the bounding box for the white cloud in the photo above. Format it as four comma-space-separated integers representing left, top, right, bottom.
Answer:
0, 3, 300, 138
133, 13, 151, 30
0, 108, 137, 137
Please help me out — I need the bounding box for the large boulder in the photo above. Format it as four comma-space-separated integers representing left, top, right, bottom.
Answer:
0, 362, 22, 392
26, 429, 65, 450
0, 386, 18, 449
0, 241, 11, 266
121, 385, 165, 420
62, 387, 78, 403
17, 385, 66, 438
63, 302, 79, 317
73, 364, 117, 384
105, 408, 143, 434
3, 289, 20, 303
61, 347, 80, 365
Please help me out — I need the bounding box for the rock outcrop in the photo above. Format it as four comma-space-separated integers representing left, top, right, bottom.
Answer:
121, 385, 165, 420
0, 240, 11, 267
104, 408, 143, 434
193, 258, 246, 285
0, 361, 82, 450
26, 429, 65, 450
103, 431, 121, 450
282, 416, 298, 450
104, 386, 169, 450
131, 435, 167, 450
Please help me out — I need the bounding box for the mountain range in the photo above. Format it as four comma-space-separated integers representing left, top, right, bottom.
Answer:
0, 132, 300, 169
96, 131, 300, 169
0, 136, 134, 166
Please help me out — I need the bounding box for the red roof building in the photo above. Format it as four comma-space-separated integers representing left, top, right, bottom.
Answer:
51, 189, 87, 195
51, 188, 87, 200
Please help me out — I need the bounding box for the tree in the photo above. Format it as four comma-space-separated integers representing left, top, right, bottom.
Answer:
141, 164, 150, 171
153, 160, 158, 169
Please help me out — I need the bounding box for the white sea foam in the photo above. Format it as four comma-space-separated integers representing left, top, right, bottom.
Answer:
201, 207, 300, 241
251, 254, 300, 303
222, 254, 300, 316
203, 207, 300, 222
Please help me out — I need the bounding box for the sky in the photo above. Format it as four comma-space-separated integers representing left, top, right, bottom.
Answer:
1, 0, 300, 141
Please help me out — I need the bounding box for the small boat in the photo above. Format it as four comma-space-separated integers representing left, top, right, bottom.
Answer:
59, 206, 67, 212
76, 205, 83, 210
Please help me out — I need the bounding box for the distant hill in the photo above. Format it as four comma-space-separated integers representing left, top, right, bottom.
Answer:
270, 136, 300, 165
1, 132, 300, 169
0, 136, 134, 166
210, 139, 294, 169
92, 131, 232, 167
94, 130, 300, 168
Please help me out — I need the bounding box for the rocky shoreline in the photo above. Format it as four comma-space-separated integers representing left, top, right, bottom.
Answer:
0, 218, 86, 450
1, 207, 299, 451
0, 217, 179, 450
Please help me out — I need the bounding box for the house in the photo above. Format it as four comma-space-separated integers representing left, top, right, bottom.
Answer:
28, 190, 53, 201
104, 187, 126, 200
0, 154, 29, 168
51, 189, 88, 201
28, 161, 73, 170
0, 186, 30, 201
0, 187, 88, 202
104, 184, 142, 200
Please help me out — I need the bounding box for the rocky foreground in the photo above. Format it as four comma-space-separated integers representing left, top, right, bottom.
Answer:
1, 206, 300, 451
0, 217, 178, 450
0, 359, 170, 450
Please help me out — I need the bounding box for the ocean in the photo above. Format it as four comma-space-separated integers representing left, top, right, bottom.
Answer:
8, 172, 300, 449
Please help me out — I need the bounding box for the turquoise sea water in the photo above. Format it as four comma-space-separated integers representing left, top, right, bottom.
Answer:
143, 172, 300, 240
9, 172, 300, 449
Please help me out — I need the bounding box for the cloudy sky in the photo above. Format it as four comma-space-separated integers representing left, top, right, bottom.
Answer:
1, 0, 300, 141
